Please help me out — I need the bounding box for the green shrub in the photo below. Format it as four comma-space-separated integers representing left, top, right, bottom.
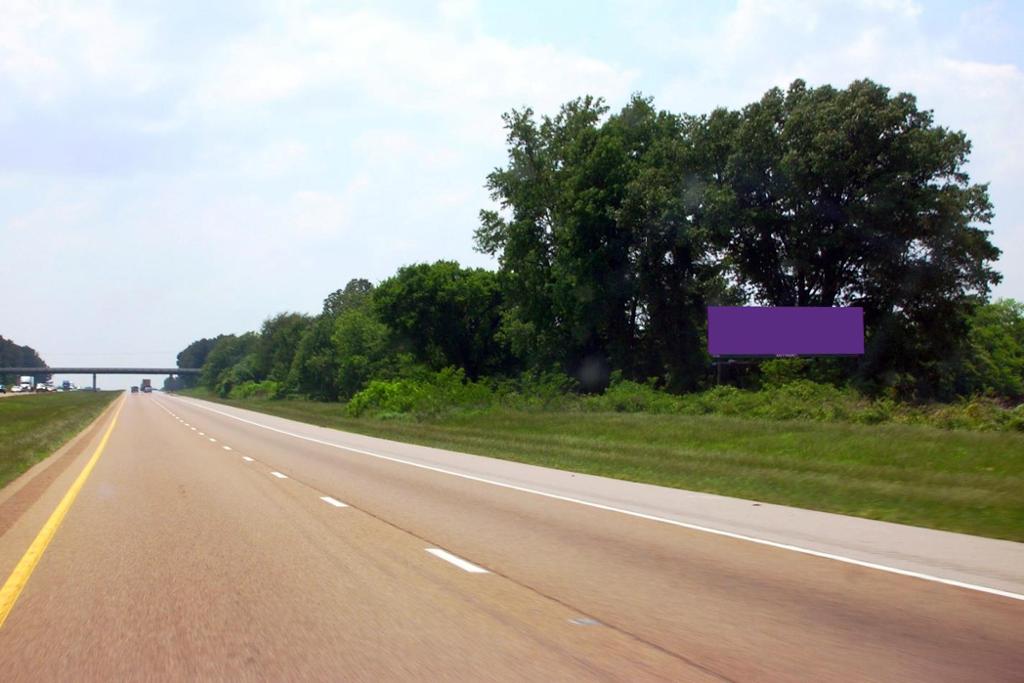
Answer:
305, 363, 1024, 432
759, 358, 811, 387
491, 371, 579, 411
856, 398, 895, 425
1008, 406, 1024, 432
678, 385, 746, 416
345, 379, 422, 417
582, 379, 681, 413
346, 367, 496, 417
228, 380, 283, 400
920, 396, 1012, 431
760, 380, 856, 421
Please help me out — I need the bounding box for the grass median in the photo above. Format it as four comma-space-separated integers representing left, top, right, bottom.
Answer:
182, 390, 1024, 541
0, 391, 119, 490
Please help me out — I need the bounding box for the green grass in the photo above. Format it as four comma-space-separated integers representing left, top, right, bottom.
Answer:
182, 389, 1024, 541
0, 392, 119, 490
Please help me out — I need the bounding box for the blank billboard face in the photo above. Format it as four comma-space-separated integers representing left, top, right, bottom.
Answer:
707, 307, 864, 357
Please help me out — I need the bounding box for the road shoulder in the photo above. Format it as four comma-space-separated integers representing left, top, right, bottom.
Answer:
0, 395, 122, 584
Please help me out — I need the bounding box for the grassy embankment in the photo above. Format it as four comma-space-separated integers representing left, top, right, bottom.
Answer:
0, 391, 119, 490
182, 388, 1024, 541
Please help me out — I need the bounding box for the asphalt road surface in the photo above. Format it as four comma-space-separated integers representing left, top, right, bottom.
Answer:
0, 393, 1021, 681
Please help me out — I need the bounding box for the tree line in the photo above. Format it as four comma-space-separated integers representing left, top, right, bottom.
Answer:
175, 79, 1021, 402
0, 336, 47, 385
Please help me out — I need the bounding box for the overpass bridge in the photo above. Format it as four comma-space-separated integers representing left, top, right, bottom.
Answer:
0, 367, 200, 390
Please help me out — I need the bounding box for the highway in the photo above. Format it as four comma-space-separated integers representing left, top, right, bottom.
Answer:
0, 393, 1021, 681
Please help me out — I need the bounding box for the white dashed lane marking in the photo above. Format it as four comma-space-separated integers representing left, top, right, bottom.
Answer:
270, 471, 288, 479
223, 446, 232, 451
242, 456, 254, 462
426, 548, 489, 573
320, 496, 348, 508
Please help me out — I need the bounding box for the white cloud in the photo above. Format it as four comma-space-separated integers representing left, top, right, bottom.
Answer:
198, 139, 310, 180
0, 0, 155, 102
287, 182, 364, 238
192, 6, 635, 144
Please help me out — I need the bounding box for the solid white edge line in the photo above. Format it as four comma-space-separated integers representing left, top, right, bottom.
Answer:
426, 548, 488, 573
270, 471, 288, 479
164, 396, 1024, 602
320, 496, 348, 508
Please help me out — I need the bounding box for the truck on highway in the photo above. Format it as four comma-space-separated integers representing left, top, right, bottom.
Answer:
19, 376, 34, 392
141, 379, 152, 393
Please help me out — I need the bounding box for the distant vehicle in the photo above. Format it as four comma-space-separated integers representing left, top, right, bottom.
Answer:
131, 386, 139, 393
19, 376, 34, 392
0, 385, 6, 393
34, 384, 49, 393
141, 379, 152, 393
62, 380, 72, 391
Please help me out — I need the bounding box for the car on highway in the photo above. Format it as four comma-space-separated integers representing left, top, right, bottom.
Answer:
131, 386, 139, 393
0, 384, 6, 393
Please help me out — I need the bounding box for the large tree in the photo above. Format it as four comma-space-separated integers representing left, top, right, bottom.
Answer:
290, 279, 377, 400
200, 333, 259, 396
174, 336, 226, 388
718, 79, 1000, 396
374, 261, 510, 378
476, 96, 730, 390
0, 336, 47, 385
331, 305, 394, 399
957, 299, 1024, 398
322, 278, 374, 317
253, 312, 312, 383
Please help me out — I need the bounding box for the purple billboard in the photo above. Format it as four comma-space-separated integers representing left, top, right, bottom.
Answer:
707, 307, 864, 357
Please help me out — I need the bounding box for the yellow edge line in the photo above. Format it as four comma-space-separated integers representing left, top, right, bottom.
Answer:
0, 394, 125, 628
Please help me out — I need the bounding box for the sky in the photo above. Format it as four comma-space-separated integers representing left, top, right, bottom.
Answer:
1, 0, 1022, 390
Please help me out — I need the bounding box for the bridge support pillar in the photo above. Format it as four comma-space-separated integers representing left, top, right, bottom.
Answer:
92, 373, 96, 391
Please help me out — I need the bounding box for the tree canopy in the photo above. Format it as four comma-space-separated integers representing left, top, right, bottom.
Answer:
180, 78, 1010, 403
0, 336, 47, 385
375, 261, 510, 379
